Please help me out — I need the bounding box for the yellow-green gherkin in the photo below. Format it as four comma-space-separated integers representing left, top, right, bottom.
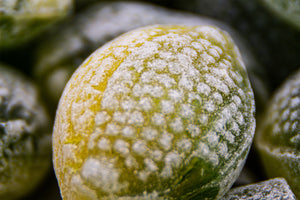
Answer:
53, 25, 255, 200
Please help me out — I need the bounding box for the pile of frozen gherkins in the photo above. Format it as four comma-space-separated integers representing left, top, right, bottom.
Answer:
0, 0, 299, 199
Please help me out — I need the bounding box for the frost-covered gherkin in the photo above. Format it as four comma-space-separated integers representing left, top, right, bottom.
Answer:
256, 68, 300, 198
53, 25, 256, 200
0, 63, 51, 200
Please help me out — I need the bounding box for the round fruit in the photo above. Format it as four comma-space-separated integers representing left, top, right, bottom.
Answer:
0, 63, 51, 199
34, 1, 268, 113
0, 0, 72, 49
53, 25, 256, 199
255, 68, 300, 198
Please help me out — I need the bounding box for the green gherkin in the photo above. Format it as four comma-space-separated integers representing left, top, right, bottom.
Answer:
0, 0, 72, 49
53, 25, 256, 200
255, 68, 300, 198
34, 1, 268, 115
0, 63, 51, 200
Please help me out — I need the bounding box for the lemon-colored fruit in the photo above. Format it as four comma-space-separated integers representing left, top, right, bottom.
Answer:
0, 63, 51, 200
255, 68, 300, 198
53, 25, 255, 199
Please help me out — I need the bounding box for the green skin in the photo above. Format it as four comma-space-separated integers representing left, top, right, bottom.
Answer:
0, 0, 72, 50
255, 69, 300, 198
0, 64, 52, 199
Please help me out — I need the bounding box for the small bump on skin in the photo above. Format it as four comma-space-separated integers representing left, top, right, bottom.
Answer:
152, 113, 166, 126
122, 126, 136, 138
132, 140, 148, 156
105, 123, 121, 136
169, 117, 184, 133
142, 127, 159, 141
94, 111, 111, 126
97, 138, 111, 151
128, 111, 144, 125
159, 132, 173, 151
197, 82, 212, 96
161, 100, 175, 114
187, 124, 201, 138
180, 104, 195, 118
168, 89, 184, 103
114, 139, 130, 156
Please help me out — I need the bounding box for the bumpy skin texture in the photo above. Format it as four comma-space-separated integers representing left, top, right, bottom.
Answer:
53, 25, 256, 199
170, 0, 300, 90
34, 1, 268, 113
0, 0, 72, 49
255, 69, 300, 198
222, 178, 296, 199
0, 64, 51, 200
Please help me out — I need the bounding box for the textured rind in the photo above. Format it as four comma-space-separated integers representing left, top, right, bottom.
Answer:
53, 25, 255, 199
0, 0, 72, 49
0, 64, 51, 199
255, 69, 300, 198
222, 178, 296, 199
34, 1, 268, 112
170, 0, 300, 90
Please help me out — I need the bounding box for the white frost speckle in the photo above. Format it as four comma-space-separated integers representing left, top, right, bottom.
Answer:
199, 114, 209, 124
121, 99, 136, 111
142, 127, 158, 141
187, 124, 201, 137
159, 132, 173, 151
105, 123, 121, 136
125, 156, 138, 169
132, 140, 148, 156
121, 126, 135, 138
169, 117, 184, 133
206, 131, 219, 147
95, 111, 111, 126
139, 97, 153, 111
290, 96, 300, 108
147, 58, 167, 71
165, 151, 181, 168
144, 158, 158, 172
97, 138, 111, 151
81, 158, 127, 193
114, 139, 130, 156
179, 75, 194, 91
113, 111, 128, 124
204, 100, 216, 112
180, 104, 195, 118
169, 89, 184, 103
151, 150, 163, 162
195, 142, 210, 157
161, 100, 175, 114
176, 139, 192, 152
212, 92, 223, 105
152, 113, 166, 126
128, 111, 144, 125
197, 82, 211, 96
